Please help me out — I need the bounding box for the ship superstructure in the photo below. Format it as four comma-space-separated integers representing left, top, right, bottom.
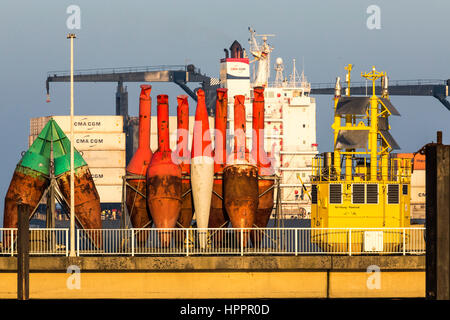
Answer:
220, 28, 318, 218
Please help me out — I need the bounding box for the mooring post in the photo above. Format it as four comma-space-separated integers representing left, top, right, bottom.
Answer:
425, 131, 450, 300
17, 202, 30, 300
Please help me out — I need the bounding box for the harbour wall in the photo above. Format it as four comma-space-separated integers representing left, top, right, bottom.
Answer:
0, 256, 425, 299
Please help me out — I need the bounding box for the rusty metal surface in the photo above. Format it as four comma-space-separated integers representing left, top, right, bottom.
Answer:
146, 169, 182, 247
3, 167, 49, 228
223, 164, 258, 247
255, 178, 274, 227
57, 166, 102, 248
57, 165, 102, 247
178, 179, 193, 228
126, 179, 151, 228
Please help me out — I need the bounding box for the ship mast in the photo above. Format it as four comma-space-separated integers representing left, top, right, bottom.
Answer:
248, 27, 274, 87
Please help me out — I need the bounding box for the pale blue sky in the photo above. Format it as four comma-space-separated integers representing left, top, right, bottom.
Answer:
1, 0, 449, 222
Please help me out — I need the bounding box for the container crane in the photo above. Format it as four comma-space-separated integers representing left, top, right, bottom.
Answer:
45, 64, 220, 164
46, 64, 219, 116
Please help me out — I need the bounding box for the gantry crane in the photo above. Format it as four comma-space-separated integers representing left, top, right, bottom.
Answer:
45, 64, 220, 164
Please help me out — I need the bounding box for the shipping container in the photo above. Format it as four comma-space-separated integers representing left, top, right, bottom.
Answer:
90, 168, 126, 185
30, 116, 124, 135
81, 150, 126, 168
29, 133, 126, 151
396, 152, 426, 170
96, 185, 123, 203
71, 133, 125, 151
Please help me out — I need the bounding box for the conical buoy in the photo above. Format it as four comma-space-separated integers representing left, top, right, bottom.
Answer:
223, 95, 258, 248
146, 95, 182, 247
209, 88, 230, 246
250, 87, 275, 246
3, 121, 52, 247
126, 85, 153, 242
175, 95, 193, 229
191, 89, 214, 249
52, 120, 103, 248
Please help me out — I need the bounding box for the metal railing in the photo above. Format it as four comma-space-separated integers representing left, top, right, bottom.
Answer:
0, 228, 68, 256
311, 79, 447, 89
1, 227, 425, 256
47, 65, 188, 77
76, 227, 425, 256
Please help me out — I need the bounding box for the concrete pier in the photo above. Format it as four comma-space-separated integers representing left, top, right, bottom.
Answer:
0, 255, 425, 299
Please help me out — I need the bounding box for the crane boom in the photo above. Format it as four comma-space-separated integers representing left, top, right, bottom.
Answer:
45, 64, 219, 115
311, 79, 450, 110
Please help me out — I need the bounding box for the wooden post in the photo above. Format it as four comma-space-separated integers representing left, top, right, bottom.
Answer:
425, 133, 450, 300
17, 202, 30, 300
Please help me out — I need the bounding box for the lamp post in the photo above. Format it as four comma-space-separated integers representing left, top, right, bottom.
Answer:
67, 33, 76, 257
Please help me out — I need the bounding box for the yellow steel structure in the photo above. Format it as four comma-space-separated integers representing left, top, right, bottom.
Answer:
311, 66, 411, 253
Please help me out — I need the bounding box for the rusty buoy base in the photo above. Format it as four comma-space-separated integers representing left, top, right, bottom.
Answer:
57, 165, 103, 248
126, 178, 152, 246
3, 166, 49, 228
146, 163, 182, 248
209, 177, 229, 247
223, 164, 258, 248
3, 166, 49, 248
251, 178, 275, 247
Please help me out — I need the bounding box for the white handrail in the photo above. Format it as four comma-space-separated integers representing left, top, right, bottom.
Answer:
0, 227, 426, 257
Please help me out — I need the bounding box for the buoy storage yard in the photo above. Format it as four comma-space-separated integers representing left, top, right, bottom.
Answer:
1, 1, 450, 306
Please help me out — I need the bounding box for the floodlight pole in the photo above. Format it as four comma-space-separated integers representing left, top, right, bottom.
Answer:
67, 33, 76, 257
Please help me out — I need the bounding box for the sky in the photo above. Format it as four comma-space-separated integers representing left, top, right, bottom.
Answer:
1, 0, 450, 223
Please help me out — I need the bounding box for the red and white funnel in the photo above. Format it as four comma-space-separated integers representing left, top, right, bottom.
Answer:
190, 89, 214, 249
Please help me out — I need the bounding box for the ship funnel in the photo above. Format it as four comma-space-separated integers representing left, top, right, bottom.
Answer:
175, 95, 194, 230
230, 40, 243, 59
126, 85, 153, 234
191, 89, 215, 249
146, 95, 182, 248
